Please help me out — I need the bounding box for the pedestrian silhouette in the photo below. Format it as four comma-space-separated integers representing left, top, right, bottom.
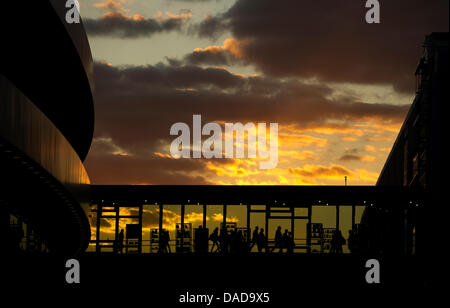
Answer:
271, 226, 283, 253
249, 226, 259, 252
330, 230, 345, 254
163, 230, 171, 253
209, 227, 220, 253
158, 229, 170, 253
287, 232, 295, 254
118, 229, 124, 254
256, 228, 267, 253
281, 229, 289, 253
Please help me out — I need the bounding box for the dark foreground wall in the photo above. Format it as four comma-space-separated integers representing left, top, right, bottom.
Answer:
0, 1, 95, 161
362, 33, 448, 263
0, 1, 95, 256
0, 75, 91, 256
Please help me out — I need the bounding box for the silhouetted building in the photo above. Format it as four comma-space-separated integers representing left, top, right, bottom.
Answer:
361, 33, 448, 258
0, 2, 94, 256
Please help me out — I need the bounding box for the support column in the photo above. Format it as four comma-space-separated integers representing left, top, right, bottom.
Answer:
158, 203, 163, 253
290, 206, 295, 235
222, 204, 227, 253
351, 205, 356, 230
180, 204, 185, 253
138, 204, 143, 254
114, 205, 119, 253
96, 204, 101, 253
246, 204, 251, 243
222, 204, 227, 228
307, 206, 312, 254
203, 204, 207, 229
336, 205, 340, 231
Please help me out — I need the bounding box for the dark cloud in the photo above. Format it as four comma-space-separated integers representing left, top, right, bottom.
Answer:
346, 148, 359, 154
191, 0, 448, 92
189, 14, 228, 40
129, 209, 159, 228
339, 154, 363, 162
85, 153, 214, 185
184, 49, 231, 66
94, 60, 245, 91
169, 0, 218, 2
92, 61, 408, 132
85, 61, 409, 184
182, 41, 245, 66
84, 11, 191, 38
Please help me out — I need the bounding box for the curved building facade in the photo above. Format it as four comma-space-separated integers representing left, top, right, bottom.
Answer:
0, 2, 94, 256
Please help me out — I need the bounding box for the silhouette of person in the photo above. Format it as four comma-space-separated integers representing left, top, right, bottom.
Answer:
158, 229, 169, 253
271, 226, 283, 253
257, 228, 267, 253
209, 227, 220, 253
287, 232, 295, 254
118, 229, 124, 254
164, 230, 171, 253
281, 229, 290, 253
329, 230, 337, 254
330, 230, 345, 254
249, 226, 259, 252
167, 230, 172, 253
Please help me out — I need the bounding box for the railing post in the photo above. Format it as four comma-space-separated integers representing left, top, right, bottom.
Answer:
158, 203, 163, 253
96, 203, 101, 253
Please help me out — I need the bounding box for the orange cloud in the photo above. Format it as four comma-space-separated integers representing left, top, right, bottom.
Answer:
365, 145, 390, 153
98, 60, 113, 67
206, 160, 258, 177
282, 123, 364, 136
223, 38, 246, 59
278, 150, 319, 161
278, 133, 328, 148
356, 169, 379, 183
288, 164, 353, 179
154, 152, 172, 158
192, 38, 248, 59
155, 10, 192, 22
94, 0, 129, 12
211, 213, 239, 223
339, 154, 376, 162
341, 136, 358, 142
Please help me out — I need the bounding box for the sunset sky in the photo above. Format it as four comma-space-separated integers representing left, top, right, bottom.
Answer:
79, 0, 449, 186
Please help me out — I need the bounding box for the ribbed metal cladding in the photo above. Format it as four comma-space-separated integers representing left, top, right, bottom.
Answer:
1, 75, 91, 255
0, 1, 95, 161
